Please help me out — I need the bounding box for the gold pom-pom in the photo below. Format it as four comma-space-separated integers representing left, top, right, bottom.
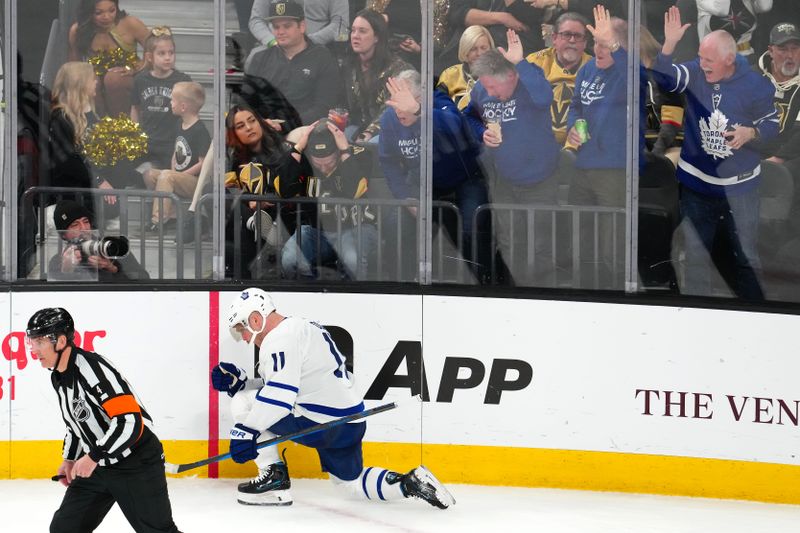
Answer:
82, 114, 148, 167
87, 48, 139, 77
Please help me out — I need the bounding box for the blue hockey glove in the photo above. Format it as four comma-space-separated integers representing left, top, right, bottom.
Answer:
229, 423, 260, 464
211, 362, 247, 397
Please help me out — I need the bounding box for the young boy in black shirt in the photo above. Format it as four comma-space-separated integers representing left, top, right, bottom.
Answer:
144, 81, 211, 229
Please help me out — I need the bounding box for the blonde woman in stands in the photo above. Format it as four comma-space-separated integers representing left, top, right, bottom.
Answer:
437, 25, 495, 111
48, 61, 118, 219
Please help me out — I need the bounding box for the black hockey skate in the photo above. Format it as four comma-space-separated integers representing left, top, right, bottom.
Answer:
398, 465, 455, 509
237, 462, 292, 506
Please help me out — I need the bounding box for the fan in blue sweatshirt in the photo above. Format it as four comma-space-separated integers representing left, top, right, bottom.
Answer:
379, 73, 488, 277
564, 8, 646, 290
463, 50, 560, 186
379, 90, 483, 199
461, 30, 561, 286
565, 11, 647, 204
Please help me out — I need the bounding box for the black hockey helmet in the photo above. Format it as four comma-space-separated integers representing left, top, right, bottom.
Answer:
26, 307, 75, 342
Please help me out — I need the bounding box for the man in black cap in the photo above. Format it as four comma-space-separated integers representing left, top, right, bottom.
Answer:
48, 200, 150, 281
757, 22, 800, 164
249, 0, 349, 47
281, 119, 377, 279
240, 0, 343, 128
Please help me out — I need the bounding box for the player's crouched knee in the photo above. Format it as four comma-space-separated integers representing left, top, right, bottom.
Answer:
229, 388, 257, 423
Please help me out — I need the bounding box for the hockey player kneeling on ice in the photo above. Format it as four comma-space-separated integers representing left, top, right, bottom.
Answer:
212, 288, 455, 509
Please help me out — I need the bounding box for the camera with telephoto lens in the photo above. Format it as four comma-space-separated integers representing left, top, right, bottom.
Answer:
68, 236, 130, 260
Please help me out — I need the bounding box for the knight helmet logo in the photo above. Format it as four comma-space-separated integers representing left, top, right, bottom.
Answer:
276, 3, 286, 15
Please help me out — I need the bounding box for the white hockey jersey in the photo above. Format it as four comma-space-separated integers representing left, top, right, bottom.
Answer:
244, 317, 364, 431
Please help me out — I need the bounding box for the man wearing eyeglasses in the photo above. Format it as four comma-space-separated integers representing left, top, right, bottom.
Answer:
527, 11, 592, 145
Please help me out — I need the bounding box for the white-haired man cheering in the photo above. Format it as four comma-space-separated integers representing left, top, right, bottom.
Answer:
652, 6, 779, 300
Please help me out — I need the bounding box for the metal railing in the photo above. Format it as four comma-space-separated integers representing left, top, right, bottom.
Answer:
21, 187, 627, 287
195, 193, 467, 283
473, 202, 627, 289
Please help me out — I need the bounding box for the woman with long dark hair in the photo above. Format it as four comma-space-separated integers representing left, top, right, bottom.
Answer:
224, 104, 307, 278
342, 9, 413, 142
68, 0, 149, 116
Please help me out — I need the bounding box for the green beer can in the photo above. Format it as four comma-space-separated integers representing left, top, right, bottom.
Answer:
575, 118, 590, 143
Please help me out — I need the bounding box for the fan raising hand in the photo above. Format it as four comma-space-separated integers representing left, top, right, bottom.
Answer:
586, 4, 615, 48
662, 5, 691, 55
498, 29, 524, 65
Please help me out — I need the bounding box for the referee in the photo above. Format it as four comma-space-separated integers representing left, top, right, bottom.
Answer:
27, 307, 181, 532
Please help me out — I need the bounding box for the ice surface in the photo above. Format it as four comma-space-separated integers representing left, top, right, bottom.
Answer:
2, 477, 800, 532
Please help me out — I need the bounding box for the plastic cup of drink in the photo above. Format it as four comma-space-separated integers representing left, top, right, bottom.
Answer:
329, 108, 349, 131
487, 119, 502, 143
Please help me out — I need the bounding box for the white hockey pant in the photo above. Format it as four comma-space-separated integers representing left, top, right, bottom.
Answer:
230, 389, 280, 468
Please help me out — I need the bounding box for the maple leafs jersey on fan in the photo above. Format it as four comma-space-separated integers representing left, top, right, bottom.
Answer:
243, 317, 364, 432
652, 51, 779, 197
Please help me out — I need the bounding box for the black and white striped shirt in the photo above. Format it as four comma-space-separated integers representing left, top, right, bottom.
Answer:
52, 347, 153, 466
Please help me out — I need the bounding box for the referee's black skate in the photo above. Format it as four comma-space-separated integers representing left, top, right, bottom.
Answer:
237, 462, 292, 506
397, 465, 455, 509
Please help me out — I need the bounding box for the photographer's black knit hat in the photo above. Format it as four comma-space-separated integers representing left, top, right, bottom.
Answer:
53, 200, 92, 232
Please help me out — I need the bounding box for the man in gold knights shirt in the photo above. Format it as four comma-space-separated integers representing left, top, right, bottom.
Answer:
526, 12, 592, 145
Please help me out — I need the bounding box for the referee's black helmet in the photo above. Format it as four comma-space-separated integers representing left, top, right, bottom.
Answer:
26, 307, 75, 341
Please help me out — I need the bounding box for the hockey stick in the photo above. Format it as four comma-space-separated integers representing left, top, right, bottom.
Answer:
165, 397, 411, 474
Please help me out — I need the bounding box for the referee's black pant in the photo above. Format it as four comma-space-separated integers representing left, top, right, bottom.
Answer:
50, 432, 181, 533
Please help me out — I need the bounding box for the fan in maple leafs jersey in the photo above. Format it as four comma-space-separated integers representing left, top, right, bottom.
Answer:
651, 12, 779, 300
652, 43, 778, 197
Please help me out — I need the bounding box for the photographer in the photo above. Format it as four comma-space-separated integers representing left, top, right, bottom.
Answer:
48, 200, 150, 281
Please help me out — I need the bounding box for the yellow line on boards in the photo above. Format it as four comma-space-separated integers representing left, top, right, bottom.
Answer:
3, 441, 800, 505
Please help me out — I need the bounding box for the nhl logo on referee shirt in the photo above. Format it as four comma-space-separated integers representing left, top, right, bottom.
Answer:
72, 398, 90, 422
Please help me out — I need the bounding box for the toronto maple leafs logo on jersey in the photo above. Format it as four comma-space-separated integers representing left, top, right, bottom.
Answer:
699, 109, 734, 160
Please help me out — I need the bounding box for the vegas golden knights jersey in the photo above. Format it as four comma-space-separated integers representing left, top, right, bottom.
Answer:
527, 47, 592, 145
